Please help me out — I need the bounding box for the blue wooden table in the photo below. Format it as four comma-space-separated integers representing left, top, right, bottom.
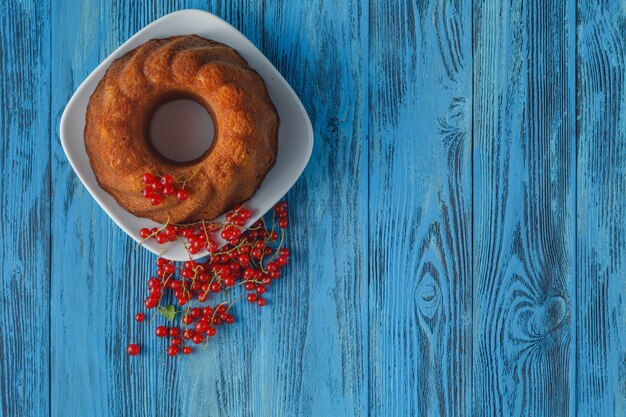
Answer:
2, 0, 626, 416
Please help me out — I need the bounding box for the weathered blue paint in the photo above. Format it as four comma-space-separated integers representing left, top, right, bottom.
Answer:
1, 0, 625, 416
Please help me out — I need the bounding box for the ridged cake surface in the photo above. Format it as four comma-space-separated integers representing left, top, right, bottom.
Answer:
84, 35, 279, 224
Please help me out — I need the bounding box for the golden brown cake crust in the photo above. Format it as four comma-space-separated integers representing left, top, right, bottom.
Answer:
84, 35, 279, 224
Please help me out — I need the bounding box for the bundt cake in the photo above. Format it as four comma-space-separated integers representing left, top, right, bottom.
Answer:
84, 35, 279, 224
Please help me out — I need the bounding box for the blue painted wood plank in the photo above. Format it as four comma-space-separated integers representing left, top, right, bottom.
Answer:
0, 1, 51, 416
472, 0, 576, 415
259, 1, 369, 415
368, 1, 473, 416
576, 1, 626, 415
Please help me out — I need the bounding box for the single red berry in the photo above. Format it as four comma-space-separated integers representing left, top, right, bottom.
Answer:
183, 346, 192, 355
182, 329, 195, 340
182, 315, 193, 325
135, 313, 145, 323
171, 336, 182, 346
161, 174, 173, 186
192, 334, 204, 344
167, 346, 179, 356
168, 327, 180, 337
207, 326, 217, 337
247, 293, 258, 303
195, 321, 208, 333
142, 187, 154, 198
155, 233, 167, 244
176, 189, 189, 201
256, 285, 266, 294
162, 185, 175, 196
127, 344, 140, 356
278, 218, 288, 228
155, 326, 168, 337
140, 228, 151, 239
163, 263, 176, 274
142, 173, 156, 184
257, 297, 267, 307
150, 195, 162, 206
151, 181, 163, 193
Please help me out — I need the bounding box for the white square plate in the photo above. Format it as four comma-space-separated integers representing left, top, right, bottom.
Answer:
60, 9, 313, 261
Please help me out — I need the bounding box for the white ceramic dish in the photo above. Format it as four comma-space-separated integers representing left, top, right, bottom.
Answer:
60, 9, 313, 261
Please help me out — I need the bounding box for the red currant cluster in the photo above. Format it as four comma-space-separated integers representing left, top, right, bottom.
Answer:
141, 172, 189, 206
128, 201, 291, 357
139, 206, 254, 252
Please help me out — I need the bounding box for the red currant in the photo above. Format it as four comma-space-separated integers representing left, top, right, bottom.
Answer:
161, 174, 173, 185
162, 185, 175, 196
155, 326, 168, 337
142, 173, 156, 184
127, 344, 140, 356
177, 189, 189, 201
142, 187, 154, 198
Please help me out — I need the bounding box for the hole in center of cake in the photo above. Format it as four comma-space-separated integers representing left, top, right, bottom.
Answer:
149, 99, 215, 163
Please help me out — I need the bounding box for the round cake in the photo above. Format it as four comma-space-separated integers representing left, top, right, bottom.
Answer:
84, 35, 279, 224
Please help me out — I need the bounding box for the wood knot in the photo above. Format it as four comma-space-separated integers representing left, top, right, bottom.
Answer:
515, 294, 568, 339
416, 272, 441, 319
414, 261, 443, 338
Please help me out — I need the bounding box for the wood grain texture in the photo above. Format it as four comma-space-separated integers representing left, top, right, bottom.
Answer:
368, 0, 473, 416
473, 0, 576, 415
259, 1, 369, 415
0, 1, 51, 417
576, 1, 626, 415
2, 0, 625, 415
